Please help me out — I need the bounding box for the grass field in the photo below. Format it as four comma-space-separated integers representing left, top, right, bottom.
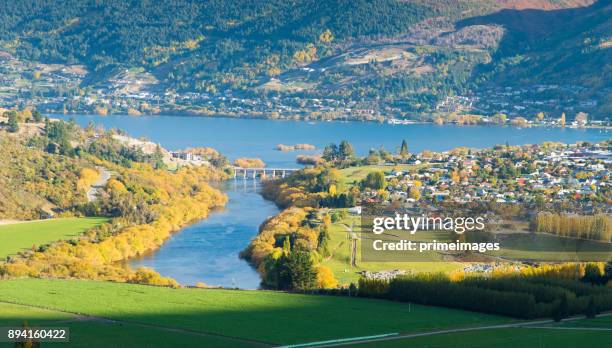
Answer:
339, 164, 417, 187
0, 302, 246, 348
0, 217, 109, 258
0, 279, 509, 346
323, 212, 462, 284
484, 233, 612, 262
347, 326, 612, 347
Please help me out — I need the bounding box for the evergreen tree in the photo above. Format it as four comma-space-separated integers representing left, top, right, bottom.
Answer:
7, 111, 19, 133
400, 139, 409, 156
585, 296, 597, 319
277, 250, 316, 291
338, 140, 354, 161
152, 144, 166, 169
553, 294, 569, 322
322, 143, 339, 162
32, 110, 43, 122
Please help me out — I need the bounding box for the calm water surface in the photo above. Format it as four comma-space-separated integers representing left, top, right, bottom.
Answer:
129, 180, 279, 289
57, 115, 609, 287
58, 114, 609, 168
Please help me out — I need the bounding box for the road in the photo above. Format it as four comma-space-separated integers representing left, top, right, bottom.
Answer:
86, 167, 111, 202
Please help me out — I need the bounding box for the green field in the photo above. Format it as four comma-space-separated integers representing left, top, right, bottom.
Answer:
0, 302, 245, 348
0, 279, 509, 346
339, 164, 418, 187
347, 326, 612, 347
483, 233, 612, 262
0, 218, 108, 258
323, 212, 462, 284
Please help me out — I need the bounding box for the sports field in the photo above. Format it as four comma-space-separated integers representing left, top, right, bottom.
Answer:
0, 218, 109, 258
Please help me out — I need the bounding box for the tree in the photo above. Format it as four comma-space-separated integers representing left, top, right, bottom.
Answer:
560, 112, 566, 127
7, 111, 19, 133
400, 139, 409, 157
319, 29, 334, 43
582, 263, 604, 285
21, 108, 32, 122
322, 143, 338, 162
277, 250, 316, 291
605, 261, 612, 282
585, 296, 598, 319
338, 140, 354, 161
362, 171, 386, 190
316, 265, 338, 288
152, 144, 166, 169
409, 187, 421, 201
32, 110, 43, 123
553, 294, 569, 322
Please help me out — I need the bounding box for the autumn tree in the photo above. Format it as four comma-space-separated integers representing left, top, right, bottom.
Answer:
560, 112, 566, 127
409, 186, 421, 201
319, 29, 334, 43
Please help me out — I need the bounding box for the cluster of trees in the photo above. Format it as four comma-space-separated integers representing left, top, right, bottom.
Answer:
1, 108, 43, 133
531, 213, 611, 242
1, 162, 228, 286
261, 166, 359, 209
241, 207, 337, 290
322, 141, 355, 164
0, 134, 88, 219
233, 158, 266, 168
357, 263, 612, 320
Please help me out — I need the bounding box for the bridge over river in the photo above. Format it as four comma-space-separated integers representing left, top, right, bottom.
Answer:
232, 167, 298, 179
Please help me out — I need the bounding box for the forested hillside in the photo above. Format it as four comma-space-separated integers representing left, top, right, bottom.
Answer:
0, 117, 228, 285
0, 0, 608, 119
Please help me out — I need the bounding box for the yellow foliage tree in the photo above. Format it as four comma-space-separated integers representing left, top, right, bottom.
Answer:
316, 265, 338, 288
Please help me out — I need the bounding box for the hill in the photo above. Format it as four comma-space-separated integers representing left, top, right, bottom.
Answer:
0, 278, 508, 346
0, 0, 608, 119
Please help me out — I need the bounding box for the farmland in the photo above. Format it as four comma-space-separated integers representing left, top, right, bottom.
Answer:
0, 279, 509, 346
347, 325, 612, 347
0, 218, 109, 258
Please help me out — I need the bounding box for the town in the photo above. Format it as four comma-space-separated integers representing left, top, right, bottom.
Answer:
360, 141, 610, 211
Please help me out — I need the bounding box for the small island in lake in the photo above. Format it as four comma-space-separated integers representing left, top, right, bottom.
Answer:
275, 143, 316, 152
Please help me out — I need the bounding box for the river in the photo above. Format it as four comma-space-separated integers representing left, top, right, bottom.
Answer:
58, 114, 609, 288
129, 180, 278, 289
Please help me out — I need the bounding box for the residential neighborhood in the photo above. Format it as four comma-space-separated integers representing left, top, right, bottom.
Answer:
363, 141, 611, 212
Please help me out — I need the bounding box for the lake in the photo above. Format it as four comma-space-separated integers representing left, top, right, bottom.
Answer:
57, 114, 609, 288
57, 114, 609, 168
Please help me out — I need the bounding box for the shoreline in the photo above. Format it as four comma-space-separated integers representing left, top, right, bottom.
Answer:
46, 112, 612, 131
